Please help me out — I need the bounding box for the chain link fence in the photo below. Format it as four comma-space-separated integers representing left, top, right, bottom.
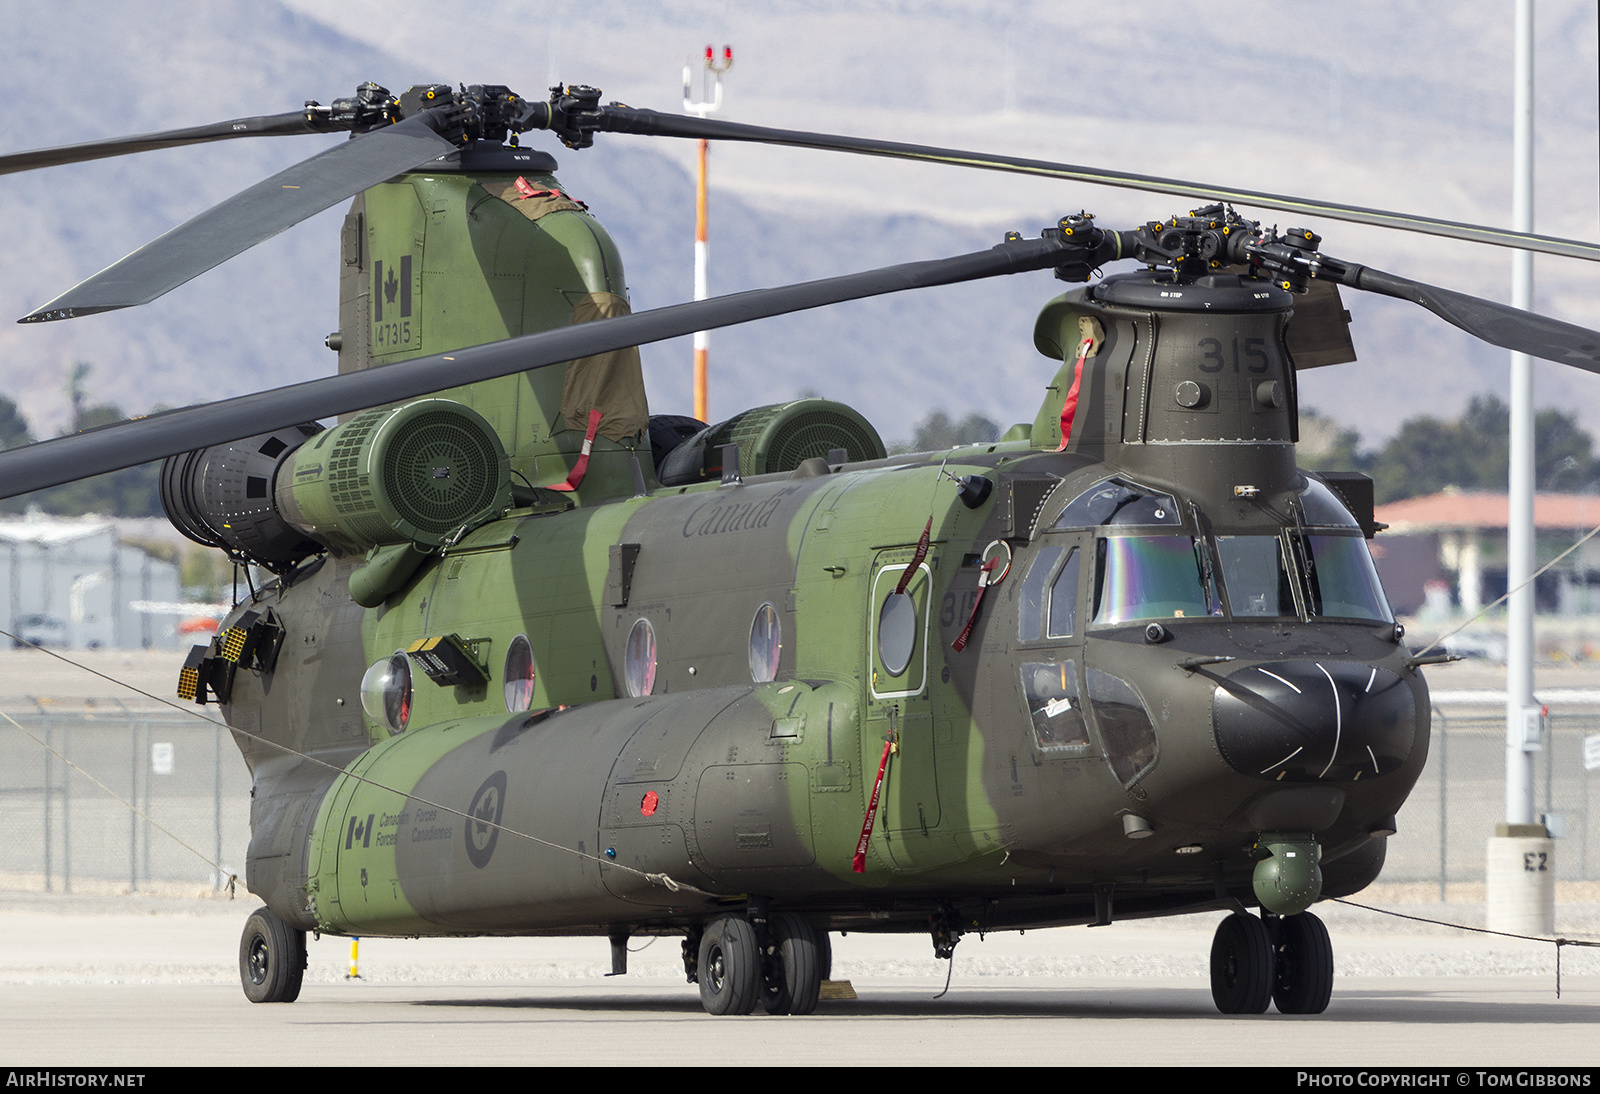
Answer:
1384, 704, 1600, 894
0, 699, 246, 892
2, 696, 1599, 898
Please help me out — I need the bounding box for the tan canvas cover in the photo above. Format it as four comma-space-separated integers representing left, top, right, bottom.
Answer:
560, 292, 650, 441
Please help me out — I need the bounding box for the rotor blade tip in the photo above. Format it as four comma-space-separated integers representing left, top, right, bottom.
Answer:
19, 304, 126, 324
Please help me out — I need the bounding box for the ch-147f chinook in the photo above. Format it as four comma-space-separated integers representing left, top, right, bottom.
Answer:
3, 82, 1600, 1017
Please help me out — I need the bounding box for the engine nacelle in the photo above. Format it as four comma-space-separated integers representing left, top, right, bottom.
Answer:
162, 399, 513, 568
276, 399, 512, 557
657, 398, 885, 486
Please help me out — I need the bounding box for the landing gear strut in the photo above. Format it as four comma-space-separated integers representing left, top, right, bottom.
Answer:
239, 905, 306, 1003
1208, 910, 1334, 1015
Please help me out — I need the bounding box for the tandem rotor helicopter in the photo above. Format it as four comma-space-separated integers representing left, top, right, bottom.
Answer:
3, 80, 1600, 1018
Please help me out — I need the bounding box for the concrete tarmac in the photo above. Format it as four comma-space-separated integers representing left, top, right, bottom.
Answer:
2, 892, 1598, 1067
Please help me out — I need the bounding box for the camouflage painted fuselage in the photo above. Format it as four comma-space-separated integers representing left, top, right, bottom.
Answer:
228, 439, 1423, 938
216, 158, 1425, 941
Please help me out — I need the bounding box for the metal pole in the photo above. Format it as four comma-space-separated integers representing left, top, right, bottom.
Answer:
684, 45, 733, 424
61, 716, 70, 894
1486, 0, 1556, 936
129, 712, 137, 892
1436, 705, 1447, 901
43, 712, 52, 893
214, 719, 222, 891
1505, 0, 1538, 827
139, 713, 150, 884
694, 137, 711, 422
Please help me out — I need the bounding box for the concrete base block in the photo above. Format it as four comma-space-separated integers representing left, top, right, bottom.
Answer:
1485, 828, 1554, 936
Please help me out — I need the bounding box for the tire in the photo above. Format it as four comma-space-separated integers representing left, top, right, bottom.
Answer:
1210, 912, 1272, 1015
1271, 911, 1334, 1014
817, 927, 833, 983
698, 915, 759, 1016
760, 913, 822, 1016
239, 906, 306, 1004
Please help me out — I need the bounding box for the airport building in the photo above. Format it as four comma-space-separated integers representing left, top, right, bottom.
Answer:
0, 512, 183, 650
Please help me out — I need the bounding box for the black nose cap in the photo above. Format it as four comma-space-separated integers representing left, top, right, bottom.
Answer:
1212, 661, 1417, 782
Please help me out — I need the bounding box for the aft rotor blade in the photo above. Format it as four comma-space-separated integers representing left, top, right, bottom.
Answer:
594, 107, 1600, 264
1328, 261, 1600, 372
18, 112, 457, 322
0, 235, 1072, 498
0, 111, 329, 176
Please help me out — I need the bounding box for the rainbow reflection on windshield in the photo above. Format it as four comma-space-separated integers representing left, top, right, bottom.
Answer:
1095, 535, 1215, 624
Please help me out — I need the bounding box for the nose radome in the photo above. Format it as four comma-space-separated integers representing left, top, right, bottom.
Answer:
1211, 661, 1417, 782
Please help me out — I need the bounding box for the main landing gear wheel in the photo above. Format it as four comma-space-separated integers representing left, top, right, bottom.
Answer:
1210, 912, 1272, 1014
760, 912, 822, 1016
239, 906, 306, 1003
1270, 911, 1334, 1014
698, 914, 759, 1015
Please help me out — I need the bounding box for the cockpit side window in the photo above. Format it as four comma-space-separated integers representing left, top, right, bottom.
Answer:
1046, 548, 1081, 638
1017, 545, 1063, 643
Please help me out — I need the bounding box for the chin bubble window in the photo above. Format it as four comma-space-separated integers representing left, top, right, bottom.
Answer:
625, 618, 657, 697
748, 603, 782, 683
360, 652, 412, 735
503, 634, 537, 712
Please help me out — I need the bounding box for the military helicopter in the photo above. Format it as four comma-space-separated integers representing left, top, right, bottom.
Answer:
3, 81, 1600, 1019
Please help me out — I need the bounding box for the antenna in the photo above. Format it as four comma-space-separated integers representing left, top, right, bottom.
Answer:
682, 45, 733, 423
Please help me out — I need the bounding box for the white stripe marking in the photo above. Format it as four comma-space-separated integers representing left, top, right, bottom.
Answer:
1260, 745, 1303, 775
1317, 663, 1342, 778
1258, 669, 1301, 694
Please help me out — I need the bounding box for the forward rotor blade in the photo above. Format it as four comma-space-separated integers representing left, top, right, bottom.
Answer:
0, 235, 1072, 498
1331, 262, 1600, 371
19, 112, 457, 322
595, 107, 1600, 264
0, 111, 328, 176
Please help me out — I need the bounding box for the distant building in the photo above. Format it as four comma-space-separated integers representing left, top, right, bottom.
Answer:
0, 513, 182, 649
1372, 490, 1600, 617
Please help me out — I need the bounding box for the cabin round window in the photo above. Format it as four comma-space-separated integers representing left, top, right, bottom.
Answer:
503, 634, 537, 712
878, 592, 916, 677
625, 618, 657, 697
360, 652, 412, 735
748, 603, 782, 683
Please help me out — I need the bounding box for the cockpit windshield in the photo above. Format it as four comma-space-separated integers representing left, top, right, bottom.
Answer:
1037, 476, 1393, 632
1093, 535, 1220, 624
1296, 533, 1394, 622
1088, 532, 1392, 626
1215, 536, 1297, 617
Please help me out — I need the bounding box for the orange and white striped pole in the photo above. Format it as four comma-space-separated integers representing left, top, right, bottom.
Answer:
693, 136, 711, 421
684, 45, 733, 423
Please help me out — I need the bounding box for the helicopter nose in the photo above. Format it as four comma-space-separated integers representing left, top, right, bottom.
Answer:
1211, 661, 1418, 782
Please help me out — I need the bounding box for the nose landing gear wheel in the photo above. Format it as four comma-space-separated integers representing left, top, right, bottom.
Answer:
760, 912, 822, 1015
698, 914, 759, 1015
1210, 912, 1272, 1014
239, 906, 306, 1003
1270, 910, 1334, 1014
